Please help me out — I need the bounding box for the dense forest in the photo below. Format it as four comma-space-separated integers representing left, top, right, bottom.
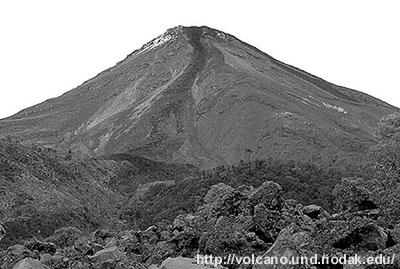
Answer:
120, 112, 400, 229
120, 157, 373, 228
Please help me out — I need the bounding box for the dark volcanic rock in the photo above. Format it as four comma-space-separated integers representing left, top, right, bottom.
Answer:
45, 227, 83, 249
249, 181, 284, 210
12, 258, 48, 269
302, 204, 323, 219
202, 183, 246, 216
253, 225, 313, 269
333, 177, 378, 212
0, 179, 397, 269
89, 246, 127, 266
332, 223, 388, 251
253, 203, 284, 242
0, 244, 39, 269
24, 240, 56, 256
333, 176, 400, 228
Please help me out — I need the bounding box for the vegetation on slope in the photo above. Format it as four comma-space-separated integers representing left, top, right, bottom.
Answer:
120, 157, 371, 228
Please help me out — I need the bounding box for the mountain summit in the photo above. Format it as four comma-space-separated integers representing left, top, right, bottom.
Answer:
0, 26, 396, 167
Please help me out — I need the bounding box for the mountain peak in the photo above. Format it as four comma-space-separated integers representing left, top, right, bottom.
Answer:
0, 26, 396, 168
125, 26, 231, 60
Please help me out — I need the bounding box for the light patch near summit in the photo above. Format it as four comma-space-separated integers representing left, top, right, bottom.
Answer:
134, 33, 176, 57
322, 102, 347, 114
307, 95, 347, 114
217, 32, 226, 39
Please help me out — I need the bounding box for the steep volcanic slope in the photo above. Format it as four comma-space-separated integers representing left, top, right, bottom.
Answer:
0, 26, 397, 168
0, 138, 122, 248
0, 137, 197, 248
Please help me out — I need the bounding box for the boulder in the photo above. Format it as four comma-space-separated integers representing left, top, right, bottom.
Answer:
4, 244, 38, 265
302, 205, 322, 219
203, 183, 250, 218
12, 258, 48, 269
38, 254, 68, 269
253, 203, 283, 242
89, 245, 146, 269
253, 225, 312, 269
332, 223, 388, 251
333, 178, 378, 212
24, 240, 56, 255
200, 215, 263, 256
203, 183, 237, 211
145, 241, 177, 265
159, 230, 172, 241
45, 226, 83, 248
89, 246, 127, 265
38, 254, 52, 265
172, 226, 198, 250
141, 229, 159, 246
173, 215, 190, 230
73, 236, 95, 255
249, 181, 284, 210
90, 229, 115, 243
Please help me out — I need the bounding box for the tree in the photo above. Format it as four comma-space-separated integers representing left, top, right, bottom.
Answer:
377, 112, 400, 141
370, 112, 400, 178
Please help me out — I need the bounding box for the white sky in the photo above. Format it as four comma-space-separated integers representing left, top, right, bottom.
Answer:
0, 0, 399, 119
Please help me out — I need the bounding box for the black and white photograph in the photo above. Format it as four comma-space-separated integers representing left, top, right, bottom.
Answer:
0, 1, 400, 268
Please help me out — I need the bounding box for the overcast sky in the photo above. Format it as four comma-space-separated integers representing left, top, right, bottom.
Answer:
0, 0, 399, 119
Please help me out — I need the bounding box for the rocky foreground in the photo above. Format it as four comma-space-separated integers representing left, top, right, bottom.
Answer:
1, 177, 399, 269
1, 25, 400, 269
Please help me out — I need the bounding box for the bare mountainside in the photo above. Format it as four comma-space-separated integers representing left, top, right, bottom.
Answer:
0, 26, 397, 168
0, 137, 196, 248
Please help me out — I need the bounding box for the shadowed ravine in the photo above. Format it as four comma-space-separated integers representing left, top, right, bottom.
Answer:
131, 27, 218, 165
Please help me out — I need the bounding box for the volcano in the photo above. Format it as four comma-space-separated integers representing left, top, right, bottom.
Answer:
0, 26, 396, 168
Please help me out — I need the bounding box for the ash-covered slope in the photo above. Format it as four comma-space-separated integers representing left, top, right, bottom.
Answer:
0, 138, 122, 248
0, 26, 396, 168
0, 137, 196, 248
